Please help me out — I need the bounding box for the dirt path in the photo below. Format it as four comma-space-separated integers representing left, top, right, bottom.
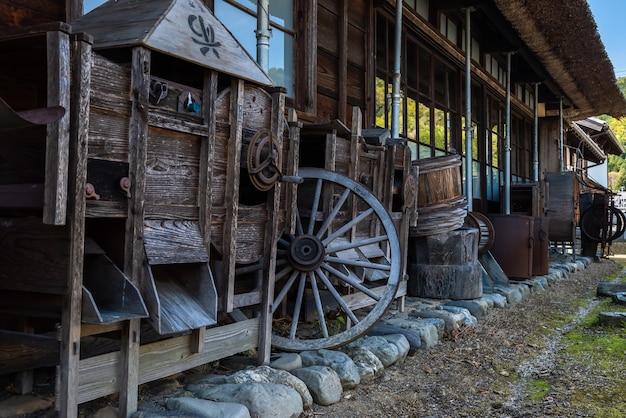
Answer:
304, 256, 623, 418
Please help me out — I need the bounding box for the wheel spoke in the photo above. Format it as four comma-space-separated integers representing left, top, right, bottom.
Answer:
315, 267, 359, 325
316, 187, 351, 239
309, 271, 329, 338
325, 235, 389, 254
289, 273, 308, 339
324, 255, 392, 271
322, 208, 375, 245
295, 205, 304, 236
321, 262, 381, 301
273, 268, 299, 309
307, 178, 323, 235
278, 236, 291, 248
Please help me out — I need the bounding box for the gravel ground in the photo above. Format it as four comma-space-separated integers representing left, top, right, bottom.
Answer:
302, 255, 623, 418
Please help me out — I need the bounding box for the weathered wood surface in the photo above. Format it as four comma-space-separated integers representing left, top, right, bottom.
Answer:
43, 29, 70, 225
0, 217, 70, 294
144, 126, 201, 208
76, 318, 259, 404
143, 220, 208, 264
121, 46, 152, 416
58, 32, 91, 418
0, 2, 65, 30
408, 228, 482, 300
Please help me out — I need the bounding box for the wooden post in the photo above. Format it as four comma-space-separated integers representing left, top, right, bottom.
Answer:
284, 108, 301, 235
57, 32, 91, 417
258, 88, 285, 365
120, 46, 151, 417
200, 70, 218, 249
221, 79, 245, 313
44, 30, 71, 225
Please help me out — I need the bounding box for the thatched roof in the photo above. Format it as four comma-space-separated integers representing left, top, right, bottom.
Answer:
492, 0, 626, 119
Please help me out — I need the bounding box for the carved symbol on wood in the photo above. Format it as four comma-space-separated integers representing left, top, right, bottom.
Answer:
188, 14, 222, 58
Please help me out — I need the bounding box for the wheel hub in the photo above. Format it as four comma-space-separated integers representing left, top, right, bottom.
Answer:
288, 235, 325, 272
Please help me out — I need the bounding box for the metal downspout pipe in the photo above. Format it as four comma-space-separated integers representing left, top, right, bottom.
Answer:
504, 52, 513, 214
533, 83, 539, 182
464, 7, 474, 212
391, 0, 403, 140
256, 0, 271, 73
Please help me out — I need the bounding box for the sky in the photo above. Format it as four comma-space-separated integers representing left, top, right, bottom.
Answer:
587, 0, 626, 77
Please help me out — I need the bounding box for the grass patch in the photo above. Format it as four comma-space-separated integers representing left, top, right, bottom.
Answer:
525, 378, 551, 401
558, 288, 626, 416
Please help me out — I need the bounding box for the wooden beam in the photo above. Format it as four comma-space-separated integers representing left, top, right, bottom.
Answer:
76, 318, 259, 405
200, 70, 218, 248
58, 32, 91, 418
221, 79, 245, 313
119, 46, 151, 418
258, 89, 285, 365
43, 30, 70, 225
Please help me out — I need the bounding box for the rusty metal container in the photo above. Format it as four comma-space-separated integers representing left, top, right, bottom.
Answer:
488, 214, 534, 280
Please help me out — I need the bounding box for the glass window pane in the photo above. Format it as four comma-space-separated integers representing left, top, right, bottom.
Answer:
434, 108, 445, 150
472, 161, 481, 199
231, 0, 258, 12
269, 0, 293, 28
407, 97, 417, 140
215, 0, 257, 58
269, 30, 294, 94
375, 77, 388, 128
419, 102, 430, 146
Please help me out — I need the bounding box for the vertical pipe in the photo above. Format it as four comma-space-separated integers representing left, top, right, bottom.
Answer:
533, 82, 539, 182
504, 52, 512, 214
256, 0, 271, 73
559, 96, 564, 172
464, 8, 474, 212
391, 0, 403, 140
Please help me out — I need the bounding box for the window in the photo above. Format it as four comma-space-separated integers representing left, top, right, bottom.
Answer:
375, 12, 460, 160
214, 0, 295, 96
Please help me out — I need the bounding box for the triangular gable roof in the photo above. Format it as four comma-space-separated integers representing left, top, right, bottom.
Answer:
71, 0, 272, 86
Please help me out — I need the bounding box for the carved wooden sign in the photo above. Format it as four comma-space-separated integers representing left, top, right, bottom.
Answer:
72, 0, 272, 86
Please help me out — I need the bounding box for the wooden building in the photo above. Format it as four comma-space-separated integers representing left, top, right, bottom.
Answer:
1, 0, 625, 416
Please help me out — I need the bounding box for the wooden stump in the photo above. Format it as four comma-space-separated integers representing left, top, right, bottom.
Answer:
407, 227, 482, 300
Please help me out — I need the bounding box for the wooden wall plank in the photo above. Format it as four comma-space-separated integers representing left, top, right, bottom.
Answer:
76, 318, 259, 404
0, 218, 70, 294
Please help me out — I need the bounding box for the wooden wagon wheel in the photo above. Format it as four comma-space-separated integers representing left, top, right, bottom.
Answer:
272, 168, 402, 351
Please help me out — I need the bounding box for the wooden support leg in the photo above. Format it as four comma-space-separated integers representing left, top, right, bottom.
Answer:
119, 319, 140, 417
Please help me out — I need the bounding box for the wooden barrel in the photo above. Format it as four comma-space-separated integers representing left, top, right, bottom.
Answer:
415, 154, 463, 208
410, 154, 466, 237
407, 227, 482, 300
